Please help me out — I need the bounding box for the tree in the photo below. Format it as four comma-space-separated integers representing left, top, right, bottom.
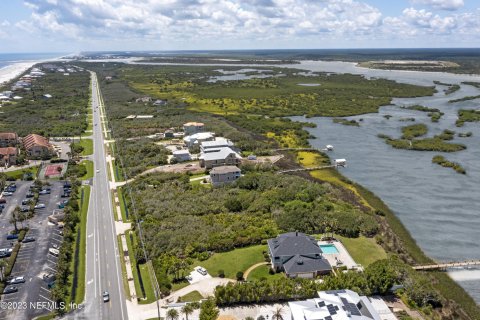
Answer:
0, 259, 7, 281
272, 306, 284, 320
181, 303, 194, 320
236, 271, 244, 281
10, 206, 20, 233
167, 308, 179, 320
199, 298, 219, 320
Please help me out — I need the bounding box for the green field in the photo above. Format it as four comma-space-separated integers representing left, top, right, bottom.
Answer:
138, 263, 156, 304
117, 187, 129, 222
194, 245, 267, 279
79, 138, 93, 156
4, 166, 39, 180
180, 290, 204, 302
79, 160, 94, 180
334, 235, 387, 267
246, 265, 284, 282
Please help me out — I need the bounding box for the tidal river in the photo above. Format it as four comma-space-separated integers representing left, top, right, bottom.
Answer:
289, 61, 480, 303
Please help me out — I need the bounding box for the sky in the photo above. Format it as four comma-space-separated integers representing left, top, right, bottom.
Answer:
0, 0, 479, 53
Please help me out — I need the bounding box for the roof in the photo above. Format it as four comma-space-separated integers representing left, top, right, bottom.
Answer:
200, 147, 241, 161
0, 132, 18, 140
183, 132, 215, 142
23, 134, 53, 150
172, 150, 191, 155
210, 166, 241, 175
283, 254, 331, 274
289, 290, 387, 320
201, 138, 233, 149
183, 122, 204, 127
0, 147, 18, 156
268, 232, 322, 257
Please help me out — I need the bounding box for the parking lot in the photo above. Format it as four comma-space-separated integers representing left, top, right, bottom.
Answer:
0, 181, 69, 320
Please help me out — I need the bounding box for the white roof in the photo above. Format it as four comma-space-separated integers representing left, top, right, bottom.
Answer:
289, 290, 391, 320
172, 150, 190, 155
183, 132, 215, 142
200, 147, 241, 161
201, 138, 233, 149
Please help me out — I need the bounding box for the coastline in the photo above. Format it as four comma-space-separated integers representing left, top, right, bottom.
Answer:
0, 54, 70, 87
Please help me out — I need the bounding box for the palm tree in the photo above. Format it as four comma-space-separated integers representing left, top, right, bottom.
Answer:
10, 206, 20, 233
167, 308, 179, 320
272, 306, 284, 320
181, 304, 194, 320
0, 259, 7, 281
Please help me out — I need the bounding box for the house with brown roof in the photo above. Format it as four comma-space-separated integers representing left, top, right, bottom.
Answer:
183, 122, 205, 135
23, 134, 55, 159
0, 147, 18, 167
0, 132, 18, 147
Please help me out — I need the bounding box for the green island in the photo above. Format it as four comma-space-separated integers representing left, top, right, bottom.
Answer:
332, 118, 360, 126
403, 105, 444, 122
448, 94, 480, 103
380, 124, 466, 152
462, 81, 480, 88
81, 61, 480, 320
433, 81, 461, 95
432, 155, 466, 174
456, 109, 480, 127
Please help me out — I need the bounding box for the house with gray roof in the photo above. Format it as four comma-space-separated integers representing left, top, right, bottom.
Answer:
209, 165, 241, 186
199, 146, 242, 169
268, 232, 331, 278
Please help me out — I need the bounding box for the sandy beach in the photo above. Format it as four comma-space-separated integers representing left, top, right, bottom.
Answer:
0, 61, 40, 86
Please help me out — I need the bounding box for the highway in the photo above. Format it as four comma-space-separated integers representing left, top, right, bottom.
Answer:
74, 72, 128, 320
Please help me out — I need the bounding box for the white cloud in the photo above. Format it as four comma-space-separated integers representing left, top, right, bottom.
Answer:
4, 0, 479, 50
410, 0, 464, 11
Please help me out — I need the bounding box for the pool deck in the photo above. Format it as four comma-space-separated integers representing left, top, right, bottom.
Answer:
318, 239, 362, 271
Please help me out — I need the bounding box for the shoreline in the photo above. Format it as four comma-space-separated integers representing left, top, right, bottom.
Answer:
0, 54, 70, 87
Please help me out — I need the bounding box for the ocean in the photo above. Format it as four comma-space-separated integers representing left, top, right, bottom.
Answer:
0, 52, 67, 69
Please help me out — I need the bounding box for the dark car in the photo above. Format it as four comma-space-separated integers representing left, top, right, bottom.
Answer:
3, 286, 18, 294
21, 199, 31, 205
22, 236, 35, 243
20, 206, 29, 213
25, 192, 34, 198
61, 193, 70, 198
43, 273, 56, 283
6, 234, 18, 240
0, 198, 6, 204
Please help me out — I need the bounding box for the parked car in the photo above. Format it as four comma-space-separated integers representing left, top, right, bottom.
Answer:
49, 248, 59, 256
6, 234, 18, 240
21, 199, 31, 205
197, 267, 208, 275
7, 276, 25, 284
22, 236, 35, 243
20, 206, 29, 212
186, 275, 193, 281
102, 291, 110, 302
3, 286, 18, 294
0, 204, 4, 209
2, 192, 13, 196
26, 192, 34, 198
34, 203, 46, 209
43, 273, 56, 283
61, 193, 70, 198
39, 189, 50, 195
0, 198, 6, 204
47, 281, 56, 289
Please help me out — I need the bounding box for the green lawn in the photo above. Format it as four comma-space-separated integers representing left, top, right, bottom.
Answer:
4, 166, 39, 180
246, 265, 284, 282
68, 186, 90, 305
180, 290, 203, 302
334, 235, 387, 267
117, 235, 131, 299
78, 138, 93, 156
117, 187, 129, 222
193, 245, 267, 279
79, 160, 94, 180
125, 230, 144, 301
139, 262, 157, 304
171, 280, 190, 291
113, 159, 125, 182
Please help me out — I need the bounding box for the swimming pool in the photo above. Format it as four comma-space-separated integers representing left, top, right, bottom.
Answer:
320, 244, 339, 254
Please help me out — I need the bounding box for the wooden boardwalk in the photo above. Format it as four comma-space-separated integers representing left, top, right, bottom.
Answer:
413, 260, 480, 271
278, 165, 337, 174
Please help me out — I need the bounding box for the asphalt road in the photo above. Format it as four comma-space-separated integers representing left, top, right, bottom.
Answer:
75, 72, 128, 320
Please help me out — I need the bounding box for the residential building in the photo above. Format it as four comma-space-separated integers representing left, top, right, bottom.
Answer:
288, 289, 397, 320
172, 150, 192, 162
199, 147, 242, 169
267, 232, 331, 278
0, 147, 18, 167
0, 132, 18, 147
164, 129, 175, 138
23, 134, 55, 159
135, 96, 152, 103
183, 122, 205, 135
183, 132, 215, 148
200, 138, 234, 153
153, 99, 167, 106
209, 166, 241, 186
